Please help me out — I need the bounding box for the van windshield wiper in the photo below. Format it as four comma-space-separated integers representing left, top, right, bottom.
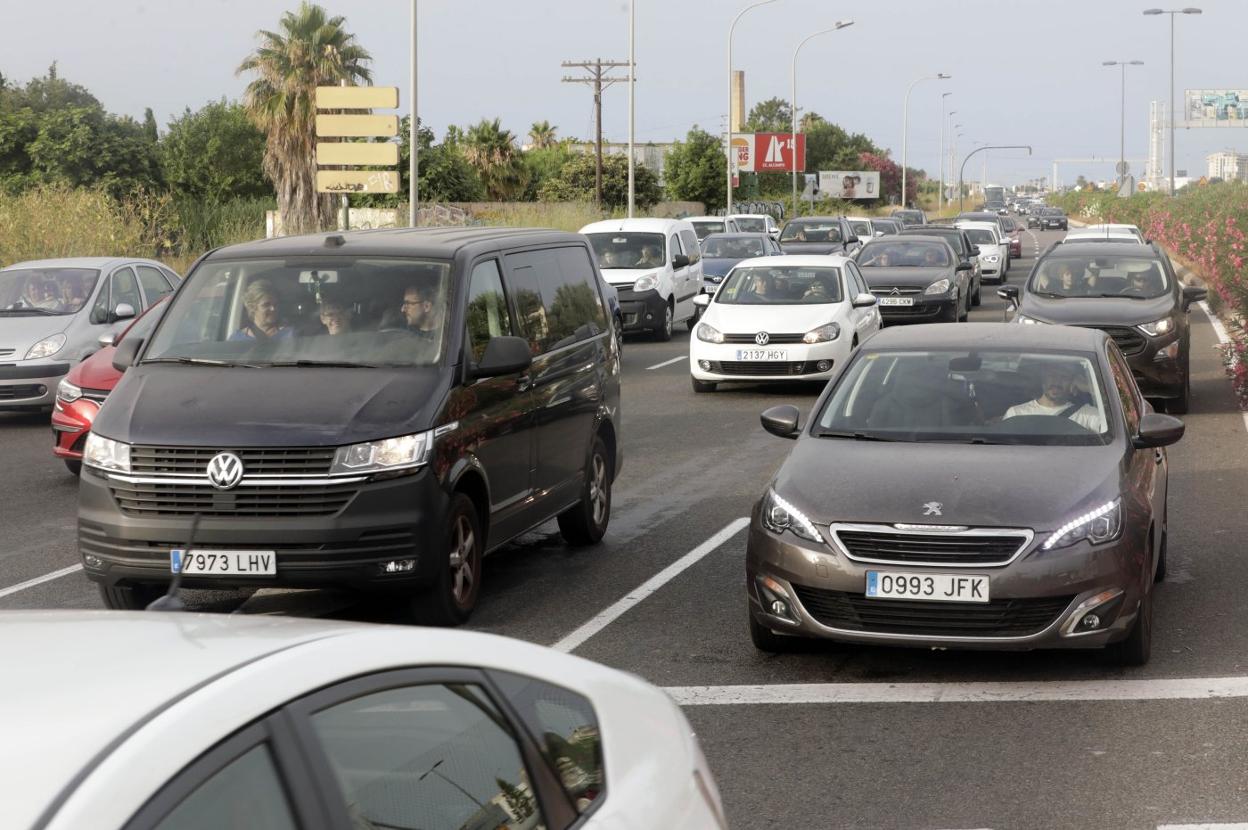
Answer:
816, 430, 905, 442
259, 359, 380, 368
0, 307, 63, 315
142, 357, 263, 368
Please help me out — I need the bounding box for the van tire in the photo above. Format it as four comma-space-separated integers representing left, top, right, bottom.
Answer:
411, 493, 482, 626
654, 302, 673, 342
558, 435, 612, 546
99, 582, 167, 610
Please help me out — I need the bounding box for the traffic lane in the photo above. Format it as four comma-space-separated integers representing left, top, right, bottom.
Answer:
686, 698, 1248, 830
567, 299, 1246, 681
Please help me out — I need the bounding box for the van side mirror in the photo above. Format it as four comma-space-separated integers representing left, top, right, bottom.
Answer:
1182, 285, 1208, 309
760, 404, 801, 439
472, 335, 533, 378
672, 254, 691, 269
112, 303, 136, 323
1133, 411, 1185, 448
112, 336, 144, 372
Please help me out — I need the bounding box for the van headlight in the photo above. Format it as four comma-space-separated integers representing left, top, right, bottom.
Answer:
802, 323, 841, 343
761, 489, 824, 544
1043, 498, 1122, 550
1137, 317, 1174, 337
83, 434, 131, 473
26, 333, 66, 360
924, 279, 951, 296
330, 431, 433, 475
696, 322, 724, 343
633, 272, 659, 292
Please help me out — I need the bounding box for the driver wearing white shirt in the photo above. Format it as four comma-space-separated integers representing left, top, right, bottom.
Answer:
1004, 363, 1103, 432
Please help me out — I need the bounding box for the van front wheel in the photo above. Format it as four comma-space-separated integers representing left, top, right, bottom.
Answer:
411, 493, 482, 626
558, 435, 612, 546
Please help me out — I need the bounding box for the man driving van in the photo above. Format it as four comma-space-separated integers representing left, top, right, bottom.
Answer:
1003, 362, 1102, 431
401, 282, 443, 341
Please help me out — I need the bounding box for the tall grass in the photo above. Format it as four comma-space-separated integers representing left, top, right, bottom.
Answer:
468, 201, 621, 231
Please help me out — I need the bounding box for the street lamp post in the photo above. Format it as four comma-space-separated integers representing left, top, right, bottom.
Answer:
1103, 60, 1145, 192
727, 0, 779, 216
408, 0, 418, 227
950, 123, 963, 206
1143, 7, 1202, 195
939, 93, 952, 211
790, 21, 854, 217
959, 145, 1032, 213
627, 0, 635, 217
901, 73, 950, 207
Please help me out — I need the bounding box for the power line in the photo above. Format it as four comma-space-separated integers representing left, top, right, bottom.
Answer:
562, 58, 630, 207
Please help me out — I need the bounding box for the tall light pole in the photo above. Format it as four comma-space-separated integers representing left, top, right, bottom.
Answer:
627, 0, 635, 217
901, 73, 950, 207
791, 20, 854, 217
408, 0, 418, 227
1103, 60, 1145, 192
959, 145, 1031, 213
949, 122, 962, 206
939, 93, 951, 212
944, 113, 958, 206
727, 0, 779, 215
1143, 7, 1201, 195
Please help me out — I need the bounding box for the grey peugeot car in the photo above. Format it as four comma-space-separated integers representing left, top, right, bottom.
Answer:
747, 323, 1184, 665
854, 236, 974, 322
0, 257, 180, 410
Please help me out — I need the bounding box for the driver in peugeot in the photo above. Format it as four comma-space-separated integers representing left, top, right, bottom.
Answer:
1003, 361, 1102, 431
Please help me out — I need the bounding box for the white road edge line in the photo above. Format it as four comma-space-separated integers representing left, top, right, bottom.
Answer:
646, 355, 686, 371
1159, 825, 1248, 829
552, 517, 749, 653
1194, 298, 1248, 437
0, 564, 83, 600
663, 677, 1248, 705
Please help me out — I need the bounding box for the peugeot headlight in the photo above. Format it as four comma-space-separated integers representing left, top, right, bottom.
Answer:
330, 431, 433, 475
761, 488, 824, 544
802, 323, 841, 343
633, 272, 659, 292
1042, 498, 1123, 551
26, 333, 66, 360
57, 379, 83, 404
83, 433, 131, 473
696, 322, 724, 343
1015, 314, 1048, 325
984, 254, 1000, 263
924, 279, 951, 296
1137, 317, 1175, 337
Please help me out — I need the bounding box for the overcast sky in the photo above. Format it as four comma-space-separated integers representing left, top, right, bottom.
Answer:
5, 0, 1246, 185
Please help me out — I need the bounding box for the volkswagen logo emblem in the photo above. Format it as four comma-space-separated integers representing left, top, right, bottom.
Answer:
206, 452, 244, 490
755, 331, 770, 346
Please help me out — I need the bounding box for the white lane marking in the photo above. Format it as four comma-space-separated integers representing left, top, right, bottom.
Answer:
1193, 298, 1248, 437
664, 676, 1248, 705
646, 355, 686, 371
1159, 825, 1248, 829
551, 517, 749, 653
0, 564, 83, 599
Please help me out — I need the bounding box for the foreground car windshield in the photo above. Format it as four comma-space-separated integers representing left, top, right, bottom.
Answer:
716, 266, 843, 305
733, 217, 767, 232
962, 228, 998, 246
859, 241, 951, 267
586, 232, 665, 270
0, 268, 100, 315
1029, 255, 1170, 299
703, 237, 764, 258
817, 350, 1112, 446
780, 221, 843, 243
144, 257, 452, 367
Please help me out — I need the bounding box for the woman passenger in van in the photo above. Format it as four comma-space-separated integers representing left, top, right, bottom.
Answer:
230, 279, 294, 341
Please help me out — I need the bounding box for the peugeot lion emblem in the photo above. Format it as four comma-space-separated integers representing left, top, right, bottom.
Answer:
206, 452, 245, 491
755, 332, 770, 346
922, 501, 943, 517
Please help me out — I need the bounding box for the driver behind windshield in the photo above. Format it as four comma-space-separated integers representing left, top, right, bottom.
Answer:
231, 279, 294, 341
1003, 362, 1101, 431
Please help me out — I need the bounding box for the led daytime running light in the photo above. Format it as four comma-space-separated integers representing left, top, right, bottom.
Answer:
1043, 498, 1120, 550
764, 490, 824, 544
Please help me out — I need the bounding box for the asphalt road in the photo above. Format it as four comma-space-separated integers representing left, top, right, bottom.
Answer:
4, 224, 1248, 829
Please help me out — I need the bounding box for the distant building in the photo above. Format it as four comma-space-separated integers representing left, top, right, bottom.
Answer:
568, 141, 677, 184
1207, 150, 1248, 181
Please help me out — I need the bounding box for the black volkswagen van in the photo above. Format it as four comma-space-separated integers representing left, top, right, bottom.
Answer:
79, 227, 622, 624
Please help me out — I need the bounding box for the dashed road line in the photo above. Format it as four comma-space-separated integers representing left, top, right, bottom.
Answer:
646, 355, 686, 371
0, 564, 82, 600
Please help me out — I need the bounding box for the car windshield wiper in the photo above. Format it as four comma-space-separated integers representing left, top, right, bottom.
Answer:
142, 357, 264, 368
1030, 290, 1067, 299
260, 359, 381, 368
1091, 292, 1151, 299
817, 430, 905, 442
0, 307, 63, 315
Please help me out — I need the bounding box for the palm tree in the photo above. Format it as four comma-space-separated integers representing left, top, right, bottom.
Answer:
528, 120, 557, 150
464, 118, 529, 200
237, 2, 372, 234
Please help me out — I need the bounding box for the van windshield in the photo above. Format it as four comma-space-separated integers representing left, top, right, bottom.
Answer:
586, 233, 665, 270
144, 257, 452, 367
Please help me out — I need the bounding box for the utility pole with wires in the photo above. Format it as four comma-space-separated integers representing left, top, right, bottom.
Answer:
562, 59, 629, 208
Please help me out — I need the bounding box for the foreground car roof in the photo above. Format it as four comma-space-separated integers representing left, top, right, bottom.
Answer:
737, 254, 852, 267
864, 321, 1107, 351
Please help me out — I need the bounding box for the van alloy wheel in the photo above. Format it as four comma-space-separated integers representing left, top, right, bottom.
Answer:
449, 514, 476, 608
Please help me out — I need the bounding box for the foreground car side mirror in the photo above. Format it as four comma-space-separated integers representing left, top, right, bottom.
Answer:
970, 245, 981, 256
851, 292, 878, 308
472, 335, 533, 379
1182, 285, 1208, 309
845, 235, 860, 246
672, 254, 691, 269
955, 262, 973, 272
760, 405, 801, 439
112, 336, 144, 372
1133, 411, 1185, 448
693, 293, 711, 308
112, 303, 136, 323
997, 285, 1020, 305
99, 331, 121, 349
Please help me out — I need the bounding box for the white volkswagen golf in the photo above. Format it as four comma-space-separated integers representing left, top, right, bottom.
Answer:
689, 255, 881, 392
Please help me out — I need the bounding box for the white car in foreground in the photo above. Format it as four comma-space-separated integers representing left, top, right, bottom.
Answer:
957, 220, 1011, 282
725, 213, 781, 239
689, 255, 880, 392
5, 611, 727, 830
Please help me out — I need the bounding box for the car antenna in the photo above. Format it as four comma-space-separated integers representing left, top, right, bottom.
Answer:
146, 514, 200, 612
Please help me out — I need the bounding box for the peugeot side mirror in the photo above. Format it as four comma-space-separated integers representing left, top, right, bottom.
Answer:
851, 292, 878, 308
672, 254, 691, 269
112, 336, 144, 372
760, 404, 801, 439
112, 303, 136, 322
472, 335, 533, 378
1133, 411, 1185, 448
1182, 285, 1208, 309
693, 293, 711, 309
997, 285, 1020, 305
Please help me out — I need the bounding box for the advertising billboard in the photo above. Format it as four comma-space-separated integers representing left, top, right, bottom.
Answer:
818, 170, 881, 200
730, 135, 754, 173
1185, 90, 1248, 126
730, 133, 806, 173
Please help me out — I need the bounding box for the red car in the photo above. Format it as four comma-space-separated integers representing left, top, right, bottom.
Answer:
52, 300, 166, 474
1003, 218, 1024, 258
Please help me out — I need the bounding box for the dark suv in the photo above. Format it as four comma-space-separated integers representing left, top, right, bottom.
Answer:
1000, 241, 1207, 411
79, 228, 623, 624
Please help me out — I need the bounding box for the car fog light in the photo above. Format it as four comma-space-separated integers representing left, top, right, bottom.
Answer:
83, 554, 103, 569
816, 360, 832, 372
770, 599, 788, 616
698, 359, 712, 371
1061, 588, 1125, 636
1154, 341, 1180, 360
1080, 613, 1101, 630
757, 575, 799, 625
379, 558, 417, 575
645, 312, 654, 320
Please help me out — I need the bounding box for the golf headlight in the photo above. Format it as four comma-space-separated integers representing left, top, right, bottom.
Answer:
1043, 498, 1122, 550
924, 279, 951, 296
57, 379, 83, 404
761, 489, 824, 544
26, 333, 66, 360
802, 323, 841, 343
984, 254, 1000, 263
1015, 314, 1047, 325
330, 431, 433, 475
83, 434, 131, 473
633, 272, 659, 292
1137, 317, 1175, 337
696, 322, 724, 343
